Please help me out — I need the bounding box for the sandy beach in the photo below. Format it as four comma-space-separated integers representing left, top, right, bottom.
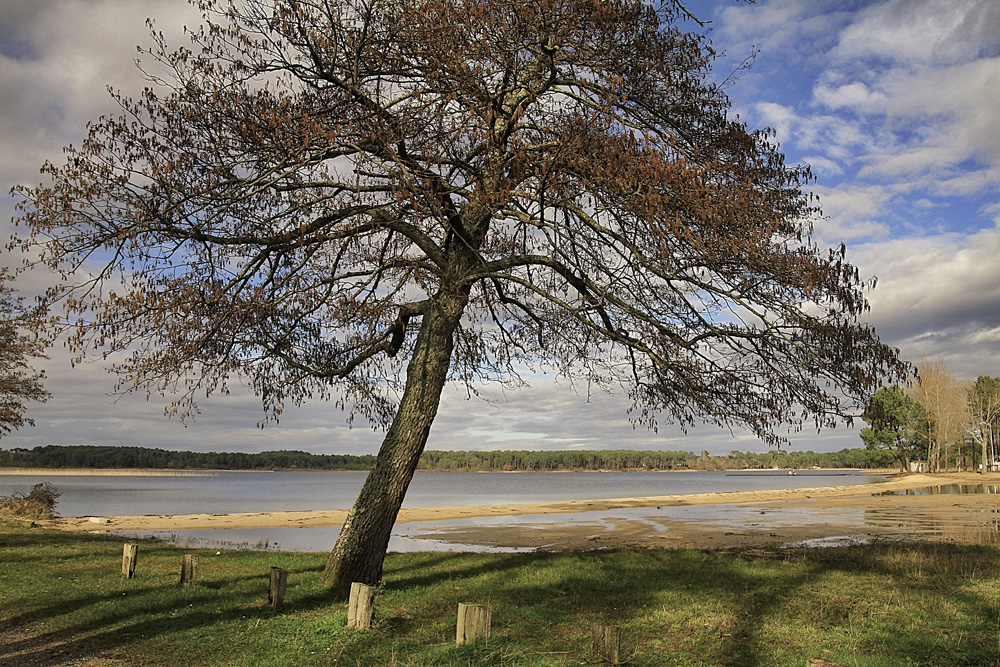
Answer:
44, 471, 1000, 550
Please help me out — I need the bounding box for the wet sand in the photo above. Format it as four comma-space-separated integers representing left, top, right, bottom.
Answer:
46, 472, 1000, 550
416, 475, 1000, 550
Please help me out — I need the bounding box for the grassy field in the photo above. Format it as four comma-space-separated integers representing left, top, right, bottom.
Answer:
1, 521, 998, 666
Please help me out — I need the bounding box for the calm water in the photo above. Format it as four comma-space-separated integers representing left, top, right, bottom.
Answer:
0, 469, 887, 519
1, 469, 890, 553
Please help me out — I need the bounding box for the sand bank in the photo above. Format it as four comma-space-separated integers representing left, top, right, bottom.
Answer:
416, 472, 1000, 551
49, 472, 995, 537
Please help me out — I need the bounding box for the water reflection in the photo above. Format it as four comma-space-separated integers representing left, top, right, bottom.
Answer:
112, 525, 527, 553
879, 484, 1000, 496
112, 504, 868, 553
864, 506, 1000, 544
110, 483, 1000, 553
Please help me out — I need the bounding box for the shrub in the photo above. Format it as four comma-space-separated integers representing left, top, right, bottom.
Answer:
0, 482, 61, 520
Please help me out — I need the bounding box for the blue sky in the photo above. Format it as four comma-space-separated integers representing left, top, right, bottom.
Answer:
1, 0, 998, 456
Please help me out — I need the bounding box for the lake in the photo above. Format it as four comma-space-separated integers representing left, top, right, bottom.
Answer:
1, 469, 890, 552
0, 469, 887, 518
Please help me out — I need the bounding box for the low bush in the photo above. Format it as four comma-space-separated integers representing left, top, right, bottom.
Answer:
0, 481, 60, 519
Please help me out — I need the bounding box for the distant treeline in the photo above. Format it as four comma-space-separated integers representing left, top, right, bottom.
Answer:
0, 446, 376, 471
0, 444, 897, 472
417, 448, 896, 471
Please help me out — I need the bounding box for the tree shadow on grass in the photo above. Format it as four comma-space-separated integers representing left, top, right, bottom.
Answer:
373, 544, 1000, 667
381, 549, 543, 591
4, 522, 998, 667
0, 529, 342, 666
0, 574, 342, 667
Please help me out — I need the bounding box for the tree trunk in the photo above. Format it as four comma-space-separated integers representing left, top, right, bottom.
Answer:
323, 293, 467, 590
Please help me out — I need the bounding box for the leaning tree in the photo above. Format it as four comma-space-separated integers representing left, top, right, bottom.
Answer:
13, 0, 906, 588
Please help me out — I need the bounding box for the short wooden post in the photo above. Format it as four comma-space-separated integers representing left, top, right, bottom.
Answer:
179, 554, 198, 586
347, 582, 376, 629
456, 603, 491, 645
121, 543, 138, 579
268, 567, 288, 610
592, 623, 622, 665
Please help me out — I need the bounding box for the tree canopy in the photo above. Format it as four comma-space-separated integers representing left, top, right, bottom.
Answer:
860, 385, 924, 471
0, 270, 49, 437
867, 368, 1000, 473
13, 0, 906, 588
909, 359, 970, 472
967, 375, 1000, 472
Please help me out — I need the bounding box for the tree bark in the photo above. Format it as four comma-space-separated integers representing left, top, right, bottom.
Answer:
324, 292, 467, 590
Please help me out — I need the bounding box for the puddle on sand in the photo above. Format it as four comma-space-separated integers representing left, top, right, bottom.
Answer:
409, 499, 1000, 551
784, 534, 901, 548
406, 504, 872, 551
113, 523, 529, 554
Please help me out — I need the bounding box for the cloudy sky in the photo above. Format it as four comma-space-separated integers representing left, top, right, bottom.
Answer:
1, 0, 998, 457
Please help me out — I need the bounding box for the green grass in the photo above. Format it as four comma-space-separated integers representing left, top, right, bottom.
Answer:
1, 522, 998, 666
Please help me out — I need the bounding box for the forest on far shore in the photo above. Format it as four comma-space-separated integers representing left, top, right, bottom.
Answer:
0, 444, 897, 472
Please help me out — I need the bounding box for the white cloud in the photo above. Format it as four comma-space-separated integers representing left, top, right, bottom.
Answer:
725, 1, 999, 203
934, 169, 1000, 199
858, 147, 960, 183
883, 59, 1000, 166
808, 183, 901, 245
807, 2, 1000, 194
716, 0, 853, 67
0, 0, 199, 185
832, 0, 1000, 68
854, 221, 1000, 378
801, 155, 844, 178
752, 102, 874, 164
813, 81, 887, 111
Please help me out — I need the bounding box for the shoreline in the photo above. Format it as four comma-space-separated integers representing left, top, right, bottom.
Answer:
1, 466, 899, 476
46, 471, 993, 534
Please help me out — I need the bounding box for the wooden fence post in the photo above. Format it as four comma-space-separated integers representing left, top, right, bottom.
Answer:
456, 603, 491, 645
268, 567, 288, 610
121, 543, 138, 579
180, 554, 198, 586
591, 623, 622, 665
347, 582, 376, 630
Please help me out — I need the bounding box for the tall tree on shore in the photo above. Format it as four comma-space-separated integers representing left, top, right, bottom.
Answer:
13, 0, 906, 589
909, 359, 969, 472
967, 376, 1000, 473
860, 386, 924, 472
0, 270, 50, 437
